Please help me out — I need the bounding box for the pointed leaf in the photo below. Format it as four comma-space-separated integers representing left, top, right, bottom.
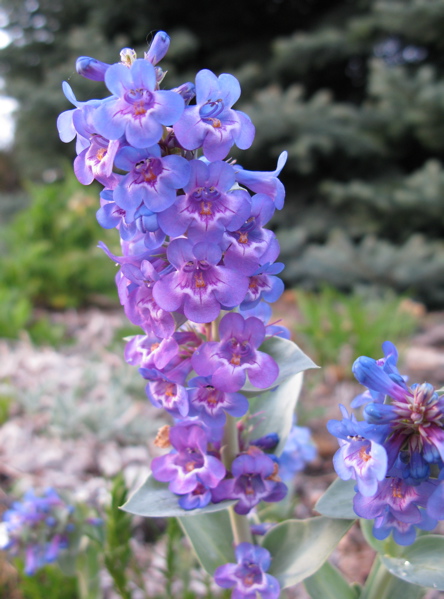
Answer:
262, 516, 354, 588
243, 336, 318, 397
380, 535, 444, 591
304, 560, 359, 599
247, 371, 304, 453
178, 510, 234, 575
121, 472, 234, 517
315, 477, 357, 519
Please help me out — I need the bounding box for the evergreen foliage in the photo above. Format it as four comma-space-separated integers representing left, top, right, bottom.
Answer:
1, 0, 444, 304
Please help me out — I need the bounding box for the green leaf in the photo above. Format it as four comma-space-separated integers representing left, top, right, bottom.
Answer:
304, 560, 359, 599
380, 535, 444, 591
121, 472, 234, 518
242, 336, 318, 397
247, 371, 304, 453
360, 558, 426, 599
178, 510, 234, 575
262, 516, 354, 589
314, 477, 357, 519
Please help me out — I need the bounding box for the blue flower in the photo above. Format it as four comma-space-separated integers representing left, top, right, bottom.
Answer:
279, 421, 317, 481
211, 446, 287, 515
328, 405, 389, 497
173, 69, 255, 161
92, 59, 184, 148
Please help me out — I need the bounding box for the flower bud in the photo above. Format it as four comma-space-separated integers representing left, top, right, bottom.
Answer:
172, 82, 196, 104
76, 56, 111, 81
250, 432, 279, 450
145, 31, 170, 65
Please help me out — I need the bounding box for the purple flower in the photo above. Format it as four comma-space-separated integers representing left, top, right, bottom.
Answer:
192, 312, 279, 392
125, 284, 176, 339
93, 58, 184, 148
178, 482, 212, 510
234, 151, 287, 210
250, 433, 280, 451
361, 376, 444, 479
351, 341, 406, 408
187, 375, 249, 427
98, 243, 179, 339
240, 300, 291, 340
372, 508, 437, 546
1, 488, 76, 575
145, 31, 170, 65
222, 194, 279, 276
57, 81, 101, 149
354, 475, 436, 523
212, 447, 287, 515
240, 262, 285, 311
214, 542, 280, 599
171, 82, 196, 105
173, 69, 255, 161
354, 475, 438, 545
96, 189, 138, 241
141, 368, 189, 417
125, 334, 179, 370
72, 104, 121, 187
151, 424, 225, 495
352, 354, 409, 403
113, 145, 190, 219
157, 159, 251, 242
153, 239, 249, 323
328, 405, 389, 497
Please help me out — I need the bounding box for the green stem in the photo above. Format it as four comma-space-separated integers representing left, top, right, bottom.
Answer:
214, 312, 253, 546
359, 557, 392, 599
222, 414, 253, 546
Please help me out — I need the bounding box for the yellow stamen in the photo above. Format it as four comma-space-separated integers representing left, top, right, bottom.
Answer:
194, 273, 206, 288
154, 425, 171, 448
165, 383, 176, 397
359, 446, 371, 462
230, 354, 241, 366
200, 201, 212, 215
96, 148, 107, 161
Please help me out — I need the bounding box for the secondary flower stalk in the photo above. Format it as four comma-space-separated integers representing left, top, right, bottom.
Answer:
329, 340, 444, 545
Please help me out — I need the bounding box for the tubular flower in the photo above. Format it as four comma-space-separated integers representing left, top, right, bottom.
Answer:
59, 35, 291, 559
192, 312, 279, 392
173, 68, 255, 161
93, 58, 184, 148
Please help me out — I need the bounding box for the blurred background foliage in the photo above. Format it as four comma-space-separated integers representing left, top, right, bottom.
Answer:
0, 0, 444, 329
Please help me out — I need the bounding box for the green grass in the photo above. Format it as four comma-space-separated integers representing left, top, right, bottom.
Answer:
0, 171, 120, 341
294, 286, 421, 374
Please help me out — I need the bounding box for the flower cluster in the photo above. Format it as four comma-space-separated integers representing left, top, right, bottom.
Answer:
0, 488, 76, 575
58, 31, 290, 517
58, 31, 299, 598
329, 341, 444, 545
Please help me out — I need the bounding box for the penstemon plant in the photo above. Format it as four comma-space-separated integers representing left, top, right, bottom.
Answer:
50, 30, 444, 598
